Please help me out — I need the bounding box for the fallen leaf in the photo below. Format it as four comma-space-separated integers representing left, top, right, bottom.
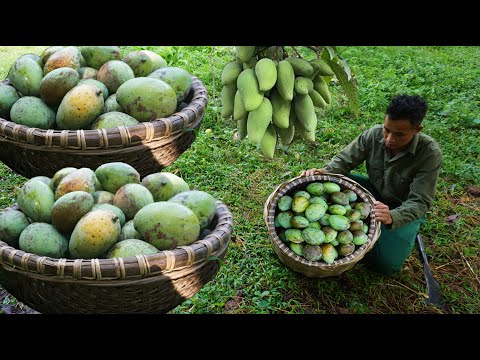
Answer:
446, 214, 459, 224
336, 307, 350, 314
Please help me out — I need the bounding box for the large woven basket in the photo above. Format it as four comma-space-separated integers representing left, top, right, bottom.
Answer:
0, 76, 207, 179
264, 173, 381, 278
0, 200, 233, 314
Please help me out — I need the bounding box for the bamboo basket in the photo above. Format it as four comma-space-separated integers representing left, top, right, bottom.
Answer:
0, 76, 207, 179
264, 173, 381, 278
0, 200, 233, 314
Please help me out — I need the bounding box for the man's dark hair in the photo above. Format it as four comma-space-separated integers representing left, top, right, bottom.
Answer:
386, 94, 427, 126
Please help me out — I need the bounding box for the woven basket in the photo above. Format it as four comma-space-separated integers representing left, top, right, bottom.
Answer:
0, 200, 233, 314
264, 173, 381, 278
0, 76, 207, 179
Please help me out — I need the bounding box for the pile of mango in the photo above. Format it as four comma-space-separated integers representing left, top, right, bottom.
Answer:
0, 162, 218, 259
221, 46, 334, 159
0, 46, 194, 130
274, 181, 371, 264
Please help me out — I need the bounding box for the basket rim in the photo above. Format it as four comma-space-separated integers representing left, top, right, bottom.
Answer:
0, 75, 208, 150
264, 173, 381, 270
0, 200, 233, 282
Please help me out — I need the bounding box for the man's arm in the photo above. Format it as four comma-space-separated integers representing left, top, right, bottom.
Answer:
322, 131, 369, 175
389, 150, 442, 229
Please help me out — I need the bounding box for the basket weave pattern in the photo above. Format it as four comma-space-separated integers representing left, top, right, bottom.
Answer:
264, 173, 381, 278
0, 76, 207, 178
0, 200, 233, 314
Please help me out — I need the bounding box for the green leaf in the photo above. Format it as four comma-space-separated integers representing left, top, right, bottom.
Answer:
338, 58, 352, 81
208, 255, 224, 265
323, 46, 337, 60
327, 60, 359, 117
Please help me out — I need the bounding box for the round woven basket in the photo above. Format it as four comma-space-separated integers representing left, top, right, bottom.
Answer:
264, 173, 381, 278
0, 76, 207, 179
0, 200, 233, 314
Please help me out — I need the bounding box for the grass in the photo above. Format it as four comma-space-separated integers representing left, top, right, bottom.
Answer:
0, 45, 479, 314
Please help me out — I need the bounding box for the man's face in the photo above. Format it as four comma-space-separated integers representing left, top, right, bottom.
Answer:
383, 115, 422, 151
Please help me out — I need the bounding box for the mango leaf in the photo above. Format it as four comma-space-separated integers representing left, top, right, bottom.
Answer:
322, 46, 337, 60
327, 60, 359, 117
338, 58, 352, 81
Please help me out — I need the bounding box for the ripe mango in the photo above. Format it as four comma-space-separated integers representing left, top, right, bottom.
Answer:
51, 191, 94, 234
116, 77, 177, 121
19, 223, 68, 258
43, 46, 82, 75
69, 209, 121, 259
56, 84, 104, 130
40, 67, 80, 106
97, 60, 135, 94
134, 202, 200, 250
113, 183, 154, 221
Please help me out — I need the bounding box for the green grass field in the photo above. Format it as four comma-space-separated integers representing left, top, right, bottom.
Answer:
0, 46, 479, 314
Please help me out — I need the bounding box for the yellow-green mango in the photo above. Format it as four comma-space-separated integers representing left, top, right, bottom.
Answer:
91, 111, 139, 129
147, 66, 193, 104
8, 57, 43, 96
338, 243, 355, 257
95, 162, 140, 194
39, 67, 80, 107
222, 60, 243, 86
328, 214, 351, 231
92, 190, 115, 205
255, 58, 277, 91
233, 90, 247, 121
246, 97, 272, 144
0, 84, 20, 120
260, 122, 277, 159
270, 88, 290, 129
17, 179, 55, 223
235, 46, 256, 63
9, 96, 55, 129
51, 191, 94, 234
79, 79, 109, 100
106, 239, 158, 258
123, 50, 154, 77
302, 227, 325, 246
69, 209, 121, 259
276, 60, 295, 101
309, 89, 327, 109
220, 83, 236, 118
50, 167, 77, 190
43, 46, 82, 75
168, 190, 217, 231
80, 46, 122, 70
115, 77, 177, 121
141, 50, 167, 72
294, 94, 317, 132
133, 202, 200, 250
41, 46, 65, 65
140, 172, 189, 202
0, 209, 30, 247
55, 168, 96, 200
294, 76, 313, 95
113, 183, 154, 221
19, 223, 68, 258
102, 94, 124, 113
285, 57, 314, 77
56, 84, 104, 129
310, 58, 334, 76
77, 67, 98, 80
275, 106, 295, 145
97, 60, 135, 94
119, 219, 143, 241
93, 203, 126, 226
312, 75, 331, 104
237, 68, 263, 112
321, 243, 338, 264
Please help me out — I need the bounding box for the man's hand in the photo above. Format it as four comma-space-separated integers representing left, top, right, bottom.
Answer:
300, 168, 327, 177
373, 201, 393, 225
